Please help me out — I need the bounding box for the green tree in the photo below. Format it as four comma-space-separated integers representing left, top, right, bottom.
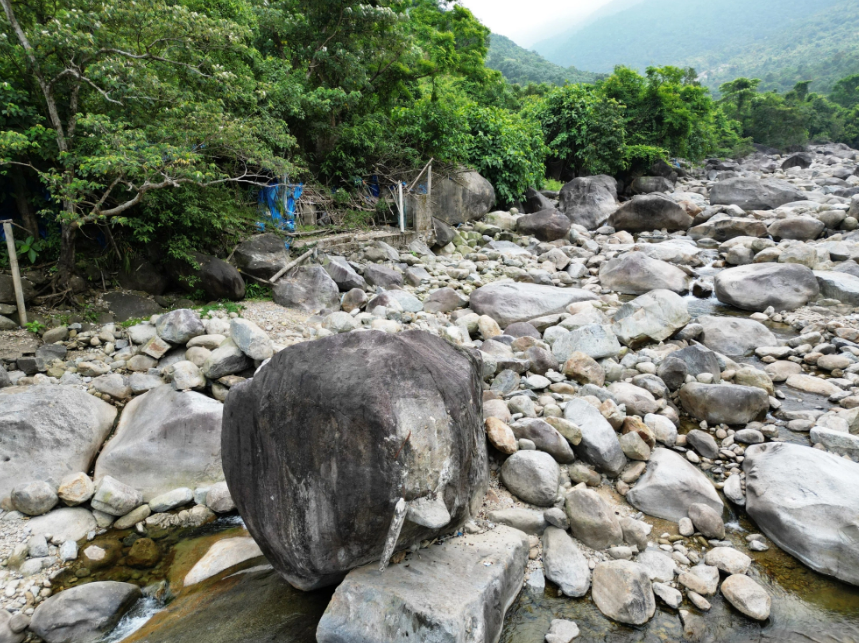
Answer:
831, 73, 859, 109
0, 0, 293, 286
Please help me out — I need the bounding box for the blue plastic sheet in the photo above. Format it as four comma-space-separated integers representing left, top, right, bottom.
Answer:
257, 180, 303, 248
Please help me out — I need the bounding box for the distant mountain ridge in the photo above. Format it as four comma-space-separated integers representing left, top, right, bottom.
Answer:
486, 34, 604, 86
530, 0, 858, 93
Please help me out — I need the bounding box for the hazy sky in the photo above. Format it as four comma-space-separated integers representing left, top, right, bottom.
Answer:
459, 0, 614, 47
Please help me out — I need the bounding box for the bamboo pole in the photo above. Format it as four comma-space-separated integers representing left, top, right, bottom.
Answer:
1, 220, 27, 326
398, 182, 405, 233
269, 248, 315, 284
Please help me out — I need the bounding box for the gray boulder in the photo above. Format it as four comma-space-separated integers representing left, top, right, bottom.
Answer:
565, 487, 623, 550
552, 323, 622, 362
234, 234, 289, 279
432, 171, 496, 226
524, 187, 555, 213
0, 274, 36, 304
221, 330, 487, 590
665, 344, 721, 382
363, 264, 404, 289
117, 258, 168, 296
366, 290, 423, 314
559, 175, 618, 230
201, 339, 252, 379
469, 282, 597, 328
599, 252, 689, 295
273, 265, 341, 313
230, 318, 273, 361
156, 309, 204, 345
591, 561, 655, 626
94, 386, 224, 501
679, 383, 769, 425
11, 481, 57, 516
608, 194, 692, 233
782, 153, 812, 170
102, 293, 164, 322
542, 527, 591, 597
28, 508, 97, 543
501, 451, 560, 507
181, 252, 246, 301
612, 290, 690, 346
316, 526, 527, 643
631, 176, 674, 194
509, 419, 575, 463
714, 263, 819, 312
768, 216, 825, 241
744, 442, 859, 586
697, 315, 778, 357
814, 270, 859, 306
29, 581, 141, 643
710, 177, 805, 210
626, 448, 723, 521
432, 217, 456, 247
564, 398, 626, 475
516, 209, 572, 242
324, 257, 367, 292
689, 216, 768, 242
0, 386, 116, 505
423, 287, 467, 314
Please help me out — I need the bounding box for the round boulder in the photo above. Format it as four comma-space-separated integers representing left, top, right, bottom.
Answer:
221, 330, 487, 590
608, 194, 692, 233
516, 209, 572, 242
714, 263, 819, 312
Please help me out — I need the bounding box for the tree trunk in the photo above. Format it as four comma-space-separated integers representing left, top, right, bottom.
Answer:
56, 220, 76, 288
10, 167, 39, 238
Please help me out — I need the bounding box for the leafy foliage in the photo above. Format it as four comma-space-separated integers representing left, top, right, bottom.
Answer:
486, 34, 603, 87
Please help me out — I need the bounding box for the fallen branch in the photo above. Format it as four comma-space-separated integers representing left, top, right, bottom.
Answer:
269, 248, 315, 284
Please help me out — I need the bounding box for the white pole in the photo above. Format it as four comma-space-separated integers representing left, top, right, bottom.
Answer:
2, 221, 27, 326
398, 182, 405, 233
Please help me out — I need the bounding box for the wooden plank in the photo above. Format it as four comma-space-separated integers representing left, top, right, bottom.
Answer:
2, 220, 27, 327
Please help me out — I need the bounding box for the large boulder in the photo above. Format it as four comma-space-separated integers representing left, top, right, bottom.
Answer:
564, 398, 626, 475
710, 177, 805, 210
500, 450, 560, 507
0, 274, 36, 304
180, 252, 246, 301
316, 526, 527, 643
714, 263, 819, 312
516, 209, 572, 242
0, 386, 116, 505
814, 270, 859, 306
221, 330, 487, 590
94, 386, 224, 501
524, 187, 555, 213
591, 561, 655, 626
679, 383, 769, 425
697, 315, 778, 357
542, 527, 591, 597
29, 581, 141, 643
611, 290, 690, 346
102, 293, 164, 322
117, 258, 169, 296
688, 216, 768, 242
433, 171, 495, 226
626, 448, 723, 521
233, 233, 289, 280
272, 265, 341, 313
599, 252, 690, 295
324, 257, 367, 292
607, 194, 692, 233
558, 175, 618, 230
744, 442, 859, 586
768, 216, 825, 241
469, 282, 597, 328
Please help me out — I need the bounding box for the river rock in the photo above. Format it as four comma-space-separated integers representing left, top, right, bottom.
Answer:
230, 318, 273, 361
689, 216, 768, 242
201, 339, 252, 379
28, 508, 96, 542
720, 574, 771, 621
688, 502, 725, 539
10, 481, 57, 516
679, 383, 769, 425
626, 448, 723, 521
768, 216, 825, 241
697, 315, 778, 357
155, 309, 204, 345
222, 330, 487, 590
814, 270, 859, 306
316, 526, 527, 643
559, 175, 618, 230
469, 282, 597, 328
611, 290, 690, 346
29, 581, 142, 643
517, 209, 572, 242
542, 527, 591, 597
565, 487, 623, 550
183, 253, 245, 301
0, 386, 116, 505
510, 419, 575, 463
591, 560, 655, 626
636, 547, 677, 583
564, 398, 626, 475
599, 252, 689, 295
545, 619, 580, 643
233, 233, 289, 279
552, 324, 622, 362
714, 263, 819, 312
710, 177, 805, 210
273, 265, 341, 313
501, 451, 560, 506
325, 257, 367, 292
94, 386, 224, 501
608, 194, 692, 232
487, 508, 546, 535
432, 171, 496, 226
743, 442, 859, 585
704, 547, 751, 575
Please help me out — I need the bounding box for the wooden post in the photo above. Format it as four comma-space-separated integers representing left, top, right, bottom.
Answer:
427, 160, 432, 196
2, 220, 27, 327
397, 182, 405, 233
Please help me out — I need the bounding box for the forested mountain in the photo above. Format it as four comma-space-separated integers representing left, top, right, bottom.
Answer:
532, 0, 858, 93
486, 34, 603, 86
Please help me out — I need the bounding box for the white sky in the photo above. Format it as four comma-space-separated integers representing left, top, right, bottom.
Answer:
459, 0, 614, 47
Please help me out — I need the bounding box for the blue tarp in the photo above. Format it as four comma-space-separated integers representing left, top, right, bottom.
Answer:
257, 181, 303, 248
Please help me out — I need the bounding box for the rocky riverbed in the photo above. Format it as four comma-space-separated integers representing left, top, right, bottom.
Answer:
3, 144, 859, 642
